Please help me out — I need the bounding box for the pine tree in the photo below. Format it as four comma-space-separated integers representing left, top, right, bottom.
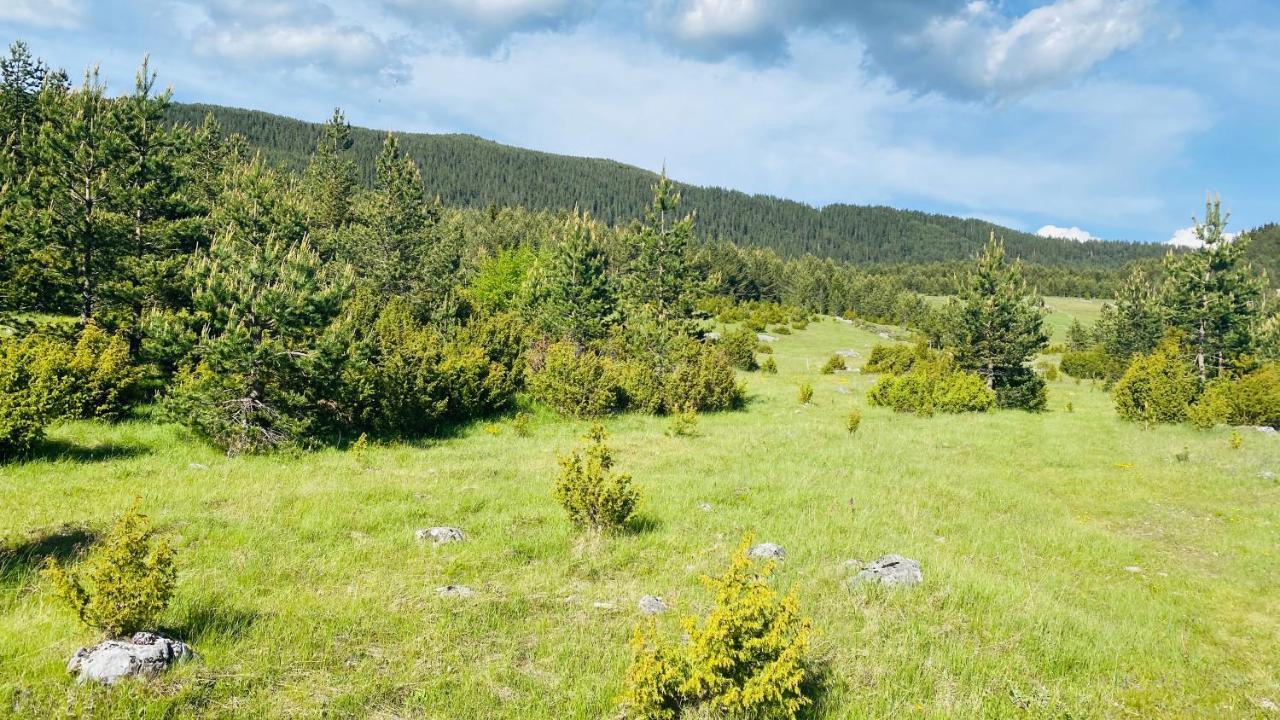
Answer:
35, 67, 127, 324
1160, 197, 1265, 380
954, 233, 1049, 409
534, 211, 618, 343
623, 171, 699, 329
1065, 318, 1091, 352
302, 107, 356, 237
1096, 266, 1162, 359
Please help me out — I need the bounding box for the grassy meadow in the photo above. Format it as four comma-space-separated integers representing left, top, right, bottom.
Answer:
1, 313, 1278, 718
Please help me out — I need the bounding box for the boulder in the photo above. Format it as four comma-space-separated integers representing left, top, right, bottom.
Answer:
1255, 426, 1277, 435
638, 595, 668, 615
436, 584, 474, 598
704, 332, 721, 341
748, 543, 786, 561
849, 554, 923, 588
416, 526, 465, 544
67, 632, 193, 685
756, 334, 777, 343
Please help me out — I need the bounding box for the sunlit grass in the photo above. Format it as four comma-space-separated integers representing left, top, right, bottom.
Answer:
1, 316, 1277, 718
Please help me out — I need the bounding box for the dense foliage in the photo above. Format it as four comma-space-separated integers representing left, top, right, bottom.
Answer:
554, 424, 639, 533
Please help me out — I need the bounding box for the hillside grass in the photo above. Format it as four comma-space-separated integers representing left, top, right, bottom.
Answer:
2, 316, 1278, 718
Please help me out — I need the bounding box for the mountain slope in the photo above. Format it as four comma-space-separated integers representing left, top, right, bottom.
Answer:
170, 102, 1167, 268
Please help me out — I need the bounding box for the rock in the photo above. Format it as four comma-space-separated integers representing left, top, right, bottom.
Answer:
704, 331, 721, 341
1123, 566, 1142, 573
416, 526, 465, 544
756, 333, 777, 342
1255, 426, 1277, 434
1259, 470, 1277, 481
697, 502, 713, 512
877, 331, 891, 339
187, 463, 208, 471
436, 584, 474, 598
748, 543, 786, 561
835, 349, 860, 358
638, 595, 668, 615
67, 632, 193, 685
591, 601, 615, 610
850, 554, 923, 588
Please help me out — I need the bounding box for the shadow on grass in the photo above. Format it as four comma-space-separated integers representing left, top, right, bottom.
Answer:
0, 524, 97, 585
165, 603, 262, 645
24, 437, 147, 464
625, 513, 663, 535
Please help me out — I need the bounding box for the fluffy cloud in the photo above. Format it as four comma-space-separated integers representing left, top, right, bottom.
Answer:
181, 0, 407, 83
646, 0, 1155, 100
1165, 226, 1237, 249
0, 0, 86, 29
1036, 225, 1097, 242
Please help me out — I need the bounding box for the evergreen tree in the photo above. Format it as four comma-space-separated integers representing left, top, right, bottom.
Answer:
1065, 318, 1091, 352
35, 67, 126, 324
534, 211, 618, 343
1096, 266, 1162, 360
623, 171, 699, 329
954, 233, 1049, 409
1160, 197, 1265, 380
302, 107, 356, 237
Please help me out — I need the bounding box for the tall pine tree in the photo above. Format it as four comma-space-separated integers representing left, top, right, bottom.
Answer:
533, 211, 617, 343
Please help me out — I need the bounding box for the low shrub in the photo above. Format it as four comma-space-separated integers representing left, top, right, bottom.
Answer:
554, 424, 639, 533
660, 342, 744, 414
0, 334, 74, 458
665, 405, 698, 437
528, 341, 622, 418
1229, 430, 1243, 450
1112, 338, 1200, 424
760, 357, 778, 374
756, 343, 773, 354
868, 356, 994, 416
772, 325, 792, 335
797, 383, 813, 405
820, 354, 846, 374
620, 535, 812, 720
63, 324, 142, 421
846, 408, 862, 434
43, 501, 176, 638
1035, 360, 1059, 382
1188, 363, 1280, 429
1060, 346, 1120, 381
863, 343, 927, 374
718, 327, 759, 371
995, 366, 1048, 412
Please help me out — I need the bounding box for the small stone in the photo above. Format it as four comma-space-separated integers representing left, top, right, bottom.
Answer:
1259, 471, 1277, 481
188, 463, 209, 471
67, 632, 193, 685
1124, 566, 1142, 573
748, 543, 786, 561
834, 386, 852, 394
704, 332, 721, 341
1255, 426, 1277, 435
436, 584, 474, 598
638, 595, 668, 615
850, 554, 923, 588
756, 333, 777, 342
591, 601, 615, 610
416, 526, 465, 544
697, 502, 713, 512
877, 331, 891, 339
1253, 697, 1278, 711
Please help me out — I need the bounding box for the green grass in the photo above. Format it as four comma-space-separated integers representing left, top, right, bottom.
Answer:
2, 318, 1278, 718
927, 295, 1105, 343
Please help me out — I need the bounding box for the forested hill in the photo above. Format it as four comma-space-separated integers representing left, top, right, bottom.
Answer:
169, 102, 1166, 269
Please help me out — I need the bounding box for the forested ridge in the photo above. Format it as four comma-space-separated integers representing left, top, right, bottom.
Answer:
167, 102, 1169, 270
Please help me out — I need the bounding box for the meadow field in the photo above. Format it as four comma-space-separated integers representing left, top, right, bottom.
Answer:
2, 314, 1277, 719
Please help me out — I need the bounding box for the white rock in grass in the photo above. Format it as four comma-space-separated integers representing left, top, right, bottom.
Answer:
698, 502, 713, 512
68, 632, 193, 685
704, 332, 721, 341
850, 555, 923, 588
1255, 426, 1277, 435
748, 543, 786, 561
436, 584, 474, 598
1259, 471, 1277, 481
416, 527, 465, 544
756, 334, 777, 342
187, 463, 208, 471
638, 595, 668, 615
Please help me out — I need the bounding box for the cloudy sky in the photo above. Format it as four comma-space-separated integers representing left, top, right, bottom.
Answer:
3, 0, 1275, 244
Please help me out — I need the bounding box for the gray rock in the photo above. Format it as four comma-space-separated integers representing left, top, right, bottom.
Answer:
416, 526, 465, 544
697, 502, 713, 512
1259, 470, 1277, 481
748, 543, 786, 561
850, 554, 923, 588
756, 333, 777, 342
704, 332, 721, 341
877, 331, 891, 339
835, 349, 860, 358
187, 463, 208, 471
67, 632, 193, 685
1255, 426, 1277, 434
638, 595, 668, 615
436, 584, 474, 598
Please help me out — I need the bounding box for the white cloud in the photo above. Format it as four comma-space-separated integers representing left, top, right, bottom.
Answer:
1036, 225, 1097, 242
1165, 226, 1238, 249
0, 0, 85, 29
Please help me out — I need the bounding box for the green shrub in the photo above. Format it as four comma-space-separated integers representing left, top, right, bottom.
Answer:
613, 359, 666, 415
868, 357, 994, 416
620, 535, 812, 720
1189, 363, 1280, 429
1229, 429, 1243, 450
43, 501, 176, 638
820, 354, 846, 374
863, 343, 927, 374
719, 327, 759, 371
0, 334, 74, 458
665, 405, 698, 437
554, 424, 639, 533
64, 324, 142, 421
511, 411, 532, 437
1112, 338, 1200, 424
760, 357, 778, 374
846, 408, 862, 434
995, 367, 1047, 412
1035, 360, 1059, 382
528, 341, 622, 418
797, 383, 813, 404
755, 343, 773, 354
1060, 346, 1120, 381
660, 343, 744, 414
772, 325, 792, 335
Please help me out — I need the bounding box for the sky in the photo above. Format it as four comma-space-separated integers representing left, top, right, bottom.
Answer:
2, 0, 1276, 245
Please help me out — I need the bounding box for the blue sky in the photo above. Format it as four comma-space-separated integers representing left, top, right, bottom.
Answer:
3, 0, 1276, 244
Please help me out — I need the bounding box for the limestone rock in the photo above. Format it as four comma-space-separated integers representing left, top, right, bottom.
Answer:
436, 584, 474, 598
416, 526, 465, 544
850, 554, 923, 588
748, 543, 786, 561
638, 595, 668, 615
67, 632, 193, 685
756, 333, 777, 342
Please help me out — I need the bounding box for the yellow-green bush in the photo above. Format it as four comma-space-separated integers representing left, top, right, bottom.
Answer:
620, 536, 812, 720
819, 354, 845, 374
554, 424, 639, 533
797, 383, 813, 404
867, 357, 994, 416
660, 343, 744, 414
1112, 338, 1200, 424
760, 357, 778, 374
846, 408, 862, 434
719, 327, 759, 371
527, 341, 622, 418
63, 324, 142, 421
0, 334, 73, 458
1060, 346, 1120, 381
1188, 363, 1280, 429
862, 343, 925, 374
665, 405, 698, 437
43, 501, 176, 638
